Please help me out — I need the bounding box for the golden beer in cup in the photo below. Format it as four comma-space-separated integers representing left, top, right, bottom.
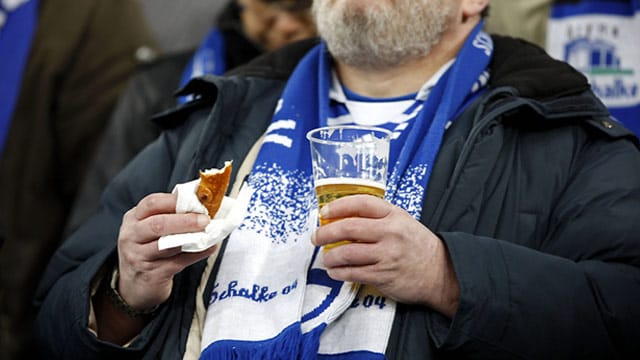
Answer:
306, 125, 392, 250
315, 178, 386, 249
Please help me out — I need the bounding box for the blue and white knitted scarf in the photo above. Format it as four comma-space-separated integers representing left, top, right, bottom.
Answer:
0, 0, 38, 154
200, 22, 493, 360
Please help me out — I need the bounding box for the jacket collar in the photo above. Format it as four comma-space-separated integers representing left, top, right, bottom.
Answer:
488, 35, 591, 100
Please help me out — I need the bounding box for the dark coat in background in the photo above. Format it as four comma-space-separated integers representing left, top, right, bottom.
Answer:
0, 0, 157, 358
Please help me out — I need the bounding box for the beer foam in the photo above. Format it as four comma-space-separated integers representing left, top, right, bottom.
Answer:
314, 177, 385, 190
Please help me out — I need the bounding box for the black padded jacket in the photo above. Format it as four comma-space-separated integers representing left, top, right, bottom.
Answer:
34, 36, 640, 359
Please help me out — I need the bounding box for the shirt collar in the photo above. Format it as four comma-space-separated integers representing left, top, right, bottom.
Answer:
329, 59, 456, 104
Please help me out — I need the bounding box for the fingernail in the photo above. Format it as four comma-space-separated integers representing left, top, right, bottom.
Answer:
320, 204, 329, 218
310, 231, 317, 246
197, 214, 210, 227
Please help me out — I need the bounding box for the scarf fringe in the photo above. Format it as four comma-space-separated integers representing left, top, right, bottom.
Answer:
300, 324, 325, 359
199, 323, 329, 360
317, 351, 386, 360
200, 323, 310, 360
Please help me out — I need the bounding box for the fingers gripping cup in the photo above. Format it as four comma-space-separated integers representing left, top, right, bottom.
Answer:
306, 125, 392, 250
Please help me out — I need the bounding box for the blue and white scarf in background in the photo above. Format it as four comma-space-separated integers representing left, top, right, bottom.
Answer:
0, 0, 38, 155
200, 22, 493, 360
547, 0, 640, 136
177, 28, 227, 104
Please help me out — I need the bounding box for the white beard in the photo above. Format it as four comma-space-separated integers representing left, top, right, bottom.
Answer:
312, 0, 456, 70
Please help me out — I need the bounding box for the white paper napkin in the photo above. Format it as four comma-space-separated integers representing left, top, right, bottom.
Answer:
158, 179, 251, 252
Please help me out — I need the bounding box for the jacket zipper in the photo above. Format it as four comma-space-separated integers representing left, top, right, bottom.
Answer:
429, 87, 529, 228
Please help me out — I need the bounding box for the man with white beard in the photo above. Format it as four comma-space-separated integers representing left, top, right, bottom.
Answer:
33, 0, 640, 358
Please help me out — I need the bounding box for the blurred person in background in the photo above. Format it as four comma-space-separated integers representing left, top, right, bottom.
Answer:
63, 0, 317, 238
0, 0, 157, 359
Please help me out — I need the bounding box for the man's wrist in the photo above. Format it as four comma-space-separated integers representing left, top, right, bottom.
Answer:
108, 267, 160, 319
92, 266, 150, 345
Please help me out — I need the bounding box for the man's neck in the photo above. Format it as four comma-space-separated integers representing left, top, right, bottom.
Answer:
334, 18, 480, 99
